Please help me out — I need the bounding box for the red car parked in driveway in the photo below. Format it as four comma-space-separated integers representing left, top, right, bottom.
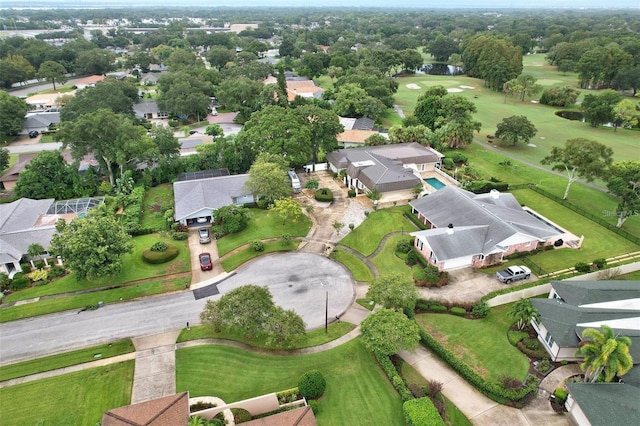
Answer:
199, 253, 212, 271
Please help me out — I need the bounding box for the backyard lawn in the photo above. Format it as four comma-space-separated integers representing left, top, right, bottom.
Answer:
175, 339, 404, 426
339, 206, 415, 256
0, 362, 134, 426
216, 208, 311, 257
416, 304, 530, 382
140, 183, 174, 231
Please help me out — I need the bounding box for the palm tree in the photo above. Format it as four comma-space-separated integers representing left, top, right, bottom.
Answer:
508, 298, 540, 330
576, 325, 633, 383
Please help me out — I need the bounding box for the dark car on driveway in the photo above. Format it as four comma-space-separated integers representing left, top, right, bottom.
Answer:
199, 253, 212, 271
28, 130, 39, 138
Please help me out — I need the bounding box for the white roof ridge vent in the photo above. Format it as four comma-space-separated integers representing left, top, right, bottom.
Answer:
490, 189, 500, 199
446, 223, 454, 235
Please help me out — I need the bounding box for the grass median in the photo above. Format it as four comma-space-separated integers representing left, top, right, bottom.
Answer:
340, 206, 411, 256
330, 248, 374, 282
220, 240, 298, 271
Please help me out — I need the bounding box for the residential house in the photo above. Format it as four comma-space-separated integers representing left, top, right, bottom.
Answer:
336, 116, 379, 148
409, 186, 574, 270
326, 143, 443, 203
530, 280, 640, 362
173, 173, 255, 226
74, 74, 106, 89
178, 136, 213, 156
21, 111, 60, 135
133, 99, 169, 120
24, 93, 65, 111
263, 73, 324, 102
102, 392, 189, 426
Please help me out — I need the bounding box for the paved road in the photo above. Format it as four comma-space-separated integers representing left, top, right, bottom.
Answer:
0, 252, 354, 365
5, 142, 63, 154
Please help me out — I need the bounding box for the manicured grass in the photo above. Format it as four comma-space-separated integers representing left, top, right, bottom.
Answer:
370, 234, 414, 281
340, 206, 410, 256
140, 183, 174, 231
620, 270, 640, 280
330, 248, 374, 282
176, 339, 404, 425
0, 361, 134, 426
416, 304, 530, 382
220, 240, 298, 271
356, 298, 375, 311
0, 340, 134, 382
0, 277, 185, 323
39, 133, 61, 142
177, 321, 355, 349
5, 233, 190, 303
510, 189, 639, 272
216, 208, 311, 256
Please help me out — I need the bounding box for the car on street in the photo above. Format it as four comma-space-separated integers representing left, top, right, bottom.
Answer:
199, 252, 212, 271
199, 227, 211, 244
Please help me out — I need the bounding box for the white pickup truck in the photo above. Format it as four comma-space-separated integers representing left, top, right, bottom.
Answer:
496, 265, 531, 284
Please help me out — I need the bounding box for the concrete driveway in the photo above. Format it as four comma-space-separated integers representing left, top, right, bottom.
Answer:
187, 226, 223, 284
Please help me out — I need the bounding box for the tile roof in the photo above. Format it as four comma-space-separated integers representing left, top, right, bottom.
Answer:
243, 405, 317, 426
337, 129, 377, 144
102, 392, 189, 426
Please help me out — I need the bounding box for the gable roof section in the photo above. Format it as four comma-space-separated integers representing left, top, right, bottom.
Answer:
337, 129, 377, 145
552, 280, 640, 307
0, 153, 37, 183
24, 112, 60, 130
243, 405, 317, 426
353, 117, 375, 130
0, 198, 56, 263
566, 383, 640, 425
102, 392, 188, 426
415, 225, 490, 260
173, 174, 251, 221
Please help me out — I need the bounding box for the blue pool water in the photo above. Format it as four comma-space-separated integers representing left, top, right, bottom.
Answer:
424, 177, 446, 190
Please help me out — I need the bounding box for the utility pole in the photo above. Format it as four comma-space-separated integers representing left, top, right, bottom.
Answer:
325, 291, 328, 334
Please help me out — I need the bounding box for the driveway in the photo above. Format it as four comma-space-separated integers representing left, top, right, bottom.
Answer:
187, 226, 223, 285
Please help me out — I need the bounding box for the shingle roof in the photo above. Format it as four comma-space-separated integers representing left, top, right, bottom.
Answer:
102, 392, 189, 426
243, 405, 317, 426
566, 383, 640, 426
0, 198, 56, 263
23, 112, 60, 130
337, 129, 377, 145
552, 280, 640, 307
173, 174, 252, 221
133, 99, 160, 117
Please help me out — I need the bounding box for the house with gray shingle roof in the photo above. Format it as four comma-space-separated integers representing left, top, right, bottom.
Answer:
21, 112, 60, 135
173, 174, 255, 226
325, 143, 443, 203
565, 381, 640, 426
409, 186, 570, 270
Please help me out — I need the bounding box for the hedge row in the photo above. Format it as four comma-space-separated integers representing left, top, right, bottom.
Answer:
120, 186, 146, 234
403, 212, 428, 230
403, 398, 445, 426
373, 351, 414, 402
418, 329, 537, 405
142, 244, 180, 264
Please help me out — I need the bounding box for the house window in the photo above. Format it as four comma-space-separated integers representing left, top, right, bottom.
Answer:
417, 240, 423, 250
429, 252, 436, 263
525, 241, 531, 247
477, 254, 485, 260
544, 331, 554, 347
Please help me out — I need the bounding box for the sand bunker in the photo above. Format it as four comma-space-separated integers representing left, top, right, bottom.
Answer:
459, 85, 475, 89
447, 88, 463, 93
406, 83, 421, 89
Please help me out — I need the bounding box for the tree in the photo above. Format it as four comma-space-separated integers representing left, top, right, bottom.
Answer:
541, 138, 613, 200
205, 124, 224, 139
37, 61, 67, 90
332, 221, 345, 235
200, 284, 305, 343
74, 48, 116, 76
0, 148, 9, 171
360, 309, 421, 356
508, 298, 540, 330
333, 83, 387, 120
581, 90, 623, 128
60, 79, 138, 122
606, 161, 640, 228
0, 91, 28, 137
270, 198, 305, 225
294, 104, 343, 165
50, 214, 133, 280
576, 325, 633, 383
495, 115, 538, 146
245, 152, 291, 203
539, 86, 580, 107
427, 35, 460, 62
157, 73, 211, 122
388, 125, 433, 146
14, 150, 77, 200
613, 99, 639, 131
148, 124, 180, 159
365, 133, 389, 146
212, 204, 250, 234
366, 274, 418, 317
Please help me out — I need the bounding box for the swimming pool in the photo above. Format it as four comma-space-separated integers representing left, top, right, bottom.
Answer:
424, 177, 446, 190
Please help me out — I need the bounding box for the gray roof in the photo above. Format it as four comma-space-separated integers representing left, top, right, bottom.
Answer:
414, 225, 490, 260
353, 117, 375, 130
23, 112, 60, 130
133, 99, 160, 117
0, 198, 56, 263
566, 382, 640, 426
552, 280, 640, 306
410, 186, 561, 259
326, 143, 442, 193
179, 138, 208, 150
173, 174, 252, 221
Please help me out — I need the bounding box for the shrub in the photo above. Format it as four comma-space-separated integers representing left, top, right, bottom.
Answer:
592, 258, 607, 269
150, 241, 168, 252
465, 180, 509, 194
141, 244, 180, 264
308, 400, 319, 415
48, 265, 66, 278
190, 402, 217, 412
517, 340, 549, 360
507, 330, 529, 346
408, 383, 425, 398
406, 249, 419, 265
426, 380, 443, 398
396, 239, 413, 254
471, 302, 490, 318
423, 265, 440, 283
231, 408, 251, 423
574, 262, 591, 273
403, 398, 445, 426
28, 269, 48, 283
429, 304, 448, 313
442, 158, 455, 169
537, 359, 551, 373
34, 260, 45, 269
553, 387, 568, 404
213, 204, 250, 234
171, 232, 188, 241
281, 234, 292, 245
305, 179, 319, 189
450, 306, 466, 316
347, 189, 356, 197
10, 273, 29, 291
314, 188, 334, 202
20, 262, 32, 273
498, 375, 523, 390
374, 351, 414, 402
298, 370, 326, 399
448, 152, 468, 164
250, 240, 265, 252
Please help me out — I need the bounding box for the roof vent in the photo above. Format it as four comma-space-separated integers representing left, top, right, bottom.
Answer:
446, 223, 454, 235
490, 189, 500, 199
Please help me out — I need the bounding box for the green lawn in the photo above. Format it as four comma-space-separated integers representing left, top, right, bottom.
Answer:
140, 183, 174, 231
177, 321, 355, 349
5, 233, 190, 303
0, 362, 134, 426
176, 339, 404, 426
330, 248, 374, 282
0, 277, 185, 323
339, 207, 411, 256
216, 208, 311, 257
220, 240, 298, 271
0, 340, 134, 382
416, 304, 530, 382
370, 234, 414, 281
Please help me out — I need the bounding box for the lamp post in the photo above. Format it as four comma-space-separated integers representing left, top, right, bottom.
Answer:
325, 290, 328, 334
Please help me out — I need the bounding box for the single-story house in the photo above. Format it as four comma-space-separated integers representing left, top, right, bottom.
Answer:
24, 93, 65, 111
102, 392, 189, 426
133, 99, 169, 120
339, 116, 375, 131
21, 111, 60, 135
336, 129, 380, 148
326, 143, 444, 203
565, 381, 640, 426
531, 280, 640, 363
173, 173, 255, 226
263, 74, 324, 102
178, 136, 213, 156
74, 74, 106, 89
409, 186, 571, 270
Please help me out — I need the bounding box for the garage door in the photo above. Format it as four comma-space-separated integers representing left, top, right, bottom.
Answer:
443, 256, 471, 270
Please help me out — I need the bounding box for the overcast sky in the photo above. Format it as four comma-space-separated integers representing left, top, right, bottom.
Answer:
4, 0, 638, 8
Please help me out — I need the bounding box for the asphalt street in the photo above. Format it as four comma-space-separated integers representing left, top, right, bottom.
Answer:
0, 253, 355, 364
